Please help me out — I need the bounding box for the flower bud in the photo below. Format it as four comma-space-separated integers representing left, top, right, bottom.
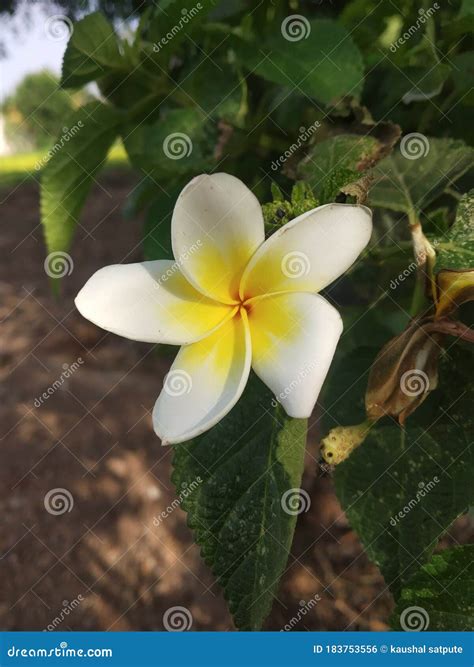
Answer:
436, 269, 474, 317
365, 319, 441, 424
320, 421, 372, 465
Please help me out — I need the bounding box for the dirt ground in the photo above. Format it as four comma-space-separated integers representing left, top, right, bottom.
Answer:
0, 170, 470, 631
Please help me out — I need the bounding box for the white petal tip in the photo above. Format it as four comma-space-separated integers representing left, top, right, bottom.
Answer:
153, 420, 197, 446
282, 405, 313, 419
153, 424, 175, 446
74, 291, 86, 317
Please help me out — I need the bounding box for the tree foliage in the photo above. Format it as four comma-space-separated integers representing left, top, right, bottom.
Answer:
39, 0, 473, 630
2, 70, 77, 149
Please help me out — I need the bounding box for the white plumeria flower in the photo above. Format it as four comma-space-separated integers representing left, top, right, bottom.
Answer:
75, 173, 372, 444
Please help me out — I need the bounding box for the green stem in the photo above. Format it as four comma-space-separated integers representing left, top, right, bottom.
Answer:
367, 241, 413, 260
446, 187, 462, 201
409, 273, 427, 317
408, 207, 436, 317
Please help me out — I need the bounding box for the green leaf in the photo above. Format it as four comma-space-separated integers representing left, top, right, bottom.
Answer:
459, 0, 474, 16
239, 19, 364, 105
333, 349, 474, 596
392, 546, 474, 630
369, 137, 474, 214
297, 134, 380, 203
319, 305, 412, 436
433, 189, 474, 271
146, 0, 216, 57
143, 184, 184, 261
321, 345, 380, 429
340, 0, 409, 56
41, 103, 120, 259
172, 373, 307, 630
139, 0, 218, 79
262, 181, 319, 236
122, 109, 214, 179
451, 52, 474, 107
445, 1, 474, 39
401, 63, 451, 104
61, 12, 125, 88
178, 60, 247, 124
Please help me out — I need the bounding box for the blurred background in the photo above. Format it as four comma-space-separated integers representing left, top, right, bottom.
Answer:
1, 1, 472, 632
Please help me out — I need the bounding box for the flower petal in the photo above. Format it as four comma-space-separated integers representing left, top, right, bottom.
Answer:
153, 310, 251, 444
172, 173, 265, 304
75, 260, 233, 345
240, 203, 372, 299
247, 292, 343, 418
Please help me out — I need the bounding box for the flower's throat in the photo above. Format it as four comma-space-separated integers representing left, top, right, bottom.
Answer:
230, 295, 258, 319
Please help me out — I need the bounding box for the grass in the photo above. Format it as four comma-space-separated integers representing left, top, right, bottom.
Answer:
0, 142, 129, 187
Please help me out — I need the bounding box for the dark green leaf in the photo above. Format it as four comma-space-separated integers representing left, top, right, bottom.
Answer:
321, 345, 380, 429
61, 12, 125, 88
451, 52, 474, 107
319, 302, 412, 436
146, 0, 216, 56
392, 546, 474, 630
433, 189, 474, 271
239, 19, 364, 105
178, 60, 247, 124
122, 108, 214, 179
369, 137, 473, 214
401, 63, 451, 104
172, 373, 307, 630
143, 184, 184, 260
41, 102, 120, 259
334, 349, 474, 596
340, 0, 414, 57
298, 134, 379, 203
445, 1, 474, 39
